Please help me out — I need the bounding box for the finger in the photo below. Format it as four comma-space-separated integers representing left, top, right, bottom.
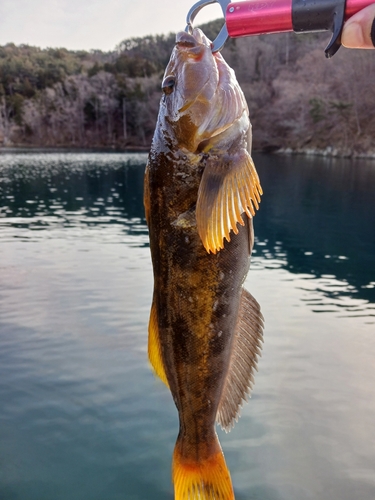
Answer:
342, 3, 375, 49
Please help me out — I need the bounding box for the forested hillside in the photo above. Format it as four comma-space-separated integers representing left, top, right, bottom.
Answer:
1, 20, 374, 155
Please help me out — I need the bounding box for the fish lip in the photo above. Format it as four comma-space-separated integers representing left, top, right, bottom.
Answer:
175, 29, 211, 50
176, 31, 198, 48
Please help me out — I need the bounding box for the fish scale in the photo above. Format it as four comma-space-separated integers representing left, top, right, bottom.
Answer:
145, 28, 264, 500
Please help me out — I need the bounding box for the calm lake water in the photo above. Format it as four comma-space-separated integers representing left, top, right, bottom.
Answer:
0, 151, 374, 500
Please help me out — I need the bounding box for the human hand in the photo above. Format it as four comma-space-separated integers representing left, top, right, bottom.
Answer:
342, 4, 375, 48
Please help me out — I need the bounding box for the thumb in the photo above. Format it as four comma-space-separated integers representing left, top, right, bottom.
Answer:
342, 3, 375, 48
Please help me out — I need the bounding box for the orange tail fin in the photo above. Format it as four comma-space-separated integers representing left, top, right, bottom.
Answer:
172, 433, 234, 500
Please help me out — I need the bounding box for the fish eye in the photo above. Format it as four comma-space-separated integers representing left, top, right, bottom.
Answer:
162, 76, 175, 95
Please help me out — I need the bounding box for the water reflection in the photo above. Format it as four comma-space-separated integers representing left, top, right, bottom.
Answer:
1, 151, 375, 500
0, 152, 149, 245
1, 151, 373, 308
253, 153, 375, 304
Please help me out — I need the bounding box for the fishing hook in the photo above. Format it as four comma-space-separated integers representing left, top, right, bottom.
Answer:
185, 0, 231, 52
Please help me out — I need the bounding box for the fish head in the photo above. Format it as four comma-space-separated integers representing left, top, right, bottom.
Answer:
160, 28, 248, 152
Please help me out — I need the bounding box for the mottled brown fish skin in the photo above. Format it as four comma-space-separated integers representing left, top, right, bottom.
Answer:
144, 28, 263, 500
146, 130, 252, 469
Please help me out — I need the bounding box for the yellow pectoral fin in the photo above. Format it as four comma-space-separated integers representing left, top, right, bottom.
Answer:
148, 300, 169, 388
196, 149, 262, 254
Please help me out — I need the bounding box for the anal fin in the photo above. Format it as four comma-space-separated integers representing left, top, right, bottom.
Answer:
148, 299, 169, 387
216, 289, 264, 432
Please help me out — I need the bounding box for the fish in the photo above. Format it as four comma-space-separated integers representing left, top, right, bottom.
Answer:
144, 28, 264, 500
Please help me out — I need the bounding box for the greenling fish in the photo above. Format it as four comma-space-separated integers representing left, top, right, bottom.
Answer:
144, 27, 264, 500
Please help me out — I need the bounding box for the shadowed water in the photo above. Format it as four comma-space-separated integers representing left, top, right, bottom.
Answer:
0, 151, 374, 500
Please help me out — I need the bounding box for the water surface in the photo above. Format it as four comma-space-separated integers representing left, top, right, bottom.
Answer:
0, 151, 374, 500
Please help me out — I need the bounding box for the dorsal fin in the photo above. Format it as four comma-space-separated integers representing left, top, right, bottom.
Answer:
196, 149, 262, 254
216, 288, 264, 432
148, 299, 169, 387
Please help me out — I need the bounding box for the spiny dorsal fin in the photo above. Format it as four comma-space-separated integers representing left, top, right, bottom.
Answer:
148, 299, 169, 387
216, 289, 264, 432
196, 149, 262, 254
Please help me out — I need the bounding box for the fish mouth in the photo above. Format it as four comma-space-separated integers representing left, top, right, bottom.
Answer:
176, 31, 198, 48
175, 29, 210, 49
173, 29, 216, 116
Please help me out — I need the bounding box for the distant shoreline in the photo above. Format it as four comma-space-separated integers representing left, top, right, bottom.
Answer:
275, 147, 375, 159
2, 145, 375, 160
0, 145, 150, 154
